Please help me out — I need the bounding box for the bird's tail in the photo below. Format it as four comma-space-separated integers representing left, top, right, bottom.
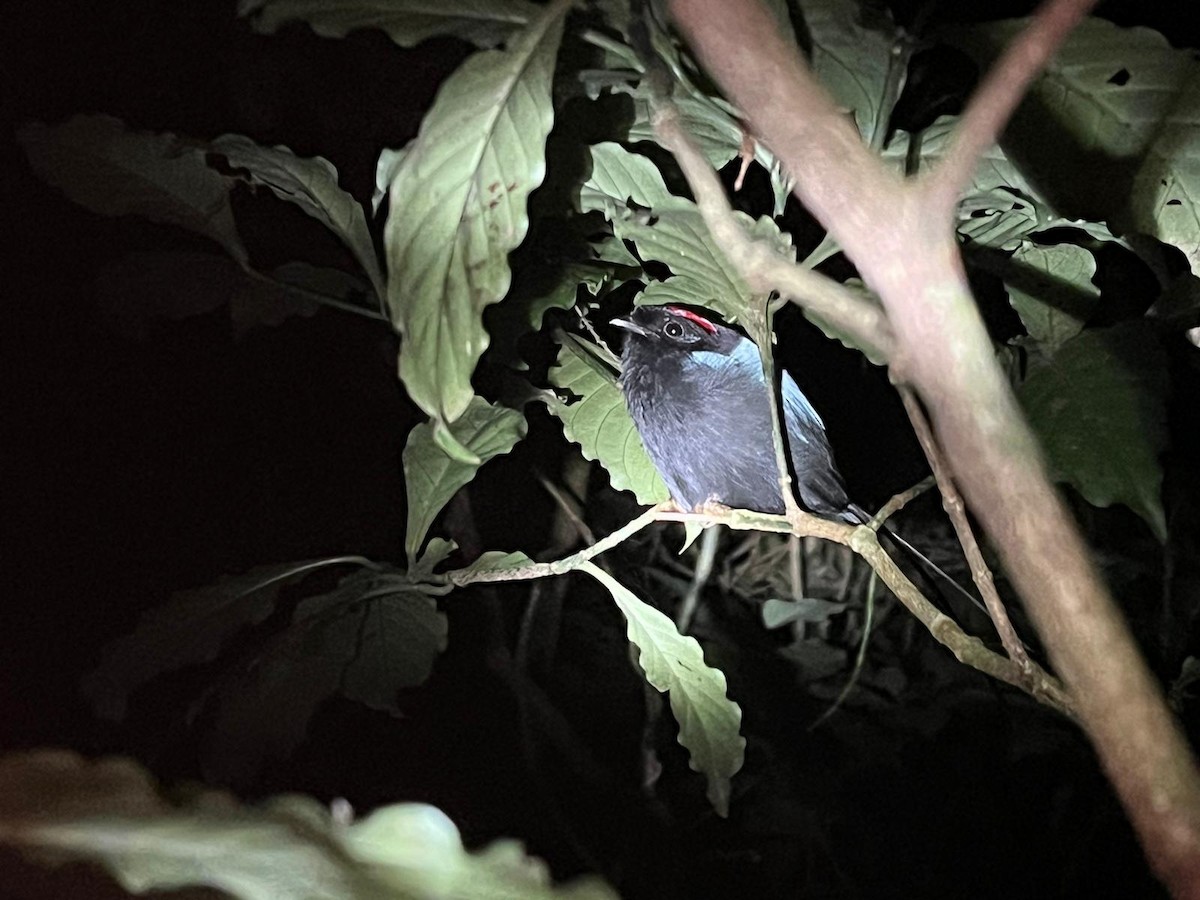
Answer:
878, 524, 989, 617
845, 502, 988, 617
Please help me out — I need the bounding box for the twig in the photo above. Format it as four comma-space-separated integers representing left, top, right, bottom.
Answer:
870, 477, 936, 528
921, 0, 1099, 218
810, 569, 878, 731
898, 387, 1031, 670
647, 81, 895, 363
440, 502, 1075, 719
677, 526, 720, 632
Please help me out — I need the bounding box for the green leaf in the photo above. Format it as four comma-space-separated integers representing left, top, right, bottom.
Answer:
93, 252, 373, 340
1005, 242, 1100, 350
410, 538, 458, 581
206, 571, 447, 785
449, 549, 538, 582
403, 396, 528, 562
1019, 323, 1168, 539
580, 563, 745, 817
578, 141, 670, 218
956, 187, 1041, 251
487, 258, 617, 369
580, 143, 793, 325
81, 559, 367, 721
373, 143, 411, 214
93, 251, 257, 340
547, 336, 668, 506
944, 17, 1200, 271
208, 134, 386, 300
679, 520, 707, 554
17, 115, 247, 266
761, 596, 847, 629
384, 0, 570, 426
802, 0, 897, 144
238, 0, 542, 49
0, 750, 614, 900
626, 92, 793, 215
346, 803, 618, 898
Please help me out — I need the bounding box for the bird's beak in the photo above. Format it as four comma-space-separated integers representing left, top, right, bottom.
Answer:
609, 316, 652, 338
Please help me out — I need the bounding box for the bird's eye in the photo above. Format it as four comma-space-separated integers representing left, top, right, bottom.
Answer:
663, 321, 685, 339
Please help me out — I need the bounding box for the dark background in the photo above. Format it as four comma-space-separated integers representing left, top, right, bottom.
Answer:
4, 1, 1200, 897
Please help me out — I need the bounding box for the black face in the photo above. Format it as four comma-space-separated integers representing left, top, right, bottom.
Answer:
612, 305, 740, 356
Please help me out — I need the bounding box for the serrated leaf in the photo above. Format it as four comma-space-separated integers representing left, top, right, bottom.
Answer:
82, 560, 359, 721
487, 260, 614, 369
239, 0, 542, 49
208, 134, 386, 299
626, 91, 793, 214
450, 549, 537, 582
580, 143, 793, 325
384, 0, 569, 426
0, 751, 614, 900
943, 18, 1200, 270
580, 563, 745, 817
17, 115, 247, 266
1005, 242, 1100, 350
1019, 323, 1168, 539
547, 337, 668, 506
206, 572, 447, 785
802, 0, 897, 144
577, 141, 670, 218
403, 396, 527, 562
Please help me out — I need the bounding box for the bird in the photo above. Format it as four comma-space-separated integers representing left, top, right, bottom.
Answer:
611, 303, 985, 612
612, 303, 860, 520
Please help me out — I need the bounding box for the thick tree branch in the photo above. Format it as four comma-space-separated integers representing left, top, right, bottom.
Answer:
667, 0, 1200, 893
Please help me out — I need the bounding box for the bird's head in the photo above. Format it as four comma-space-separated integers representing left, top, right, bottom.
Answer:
610, 305, 742, 358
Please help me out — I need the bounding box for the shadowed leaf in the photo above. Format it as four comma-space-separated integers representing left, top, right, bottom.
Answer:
18, 115, 247, 265
580, 563, 745, 817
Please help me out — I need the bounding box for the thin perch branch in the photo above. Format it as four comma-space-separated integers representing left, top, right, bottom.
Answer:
899, 387, 1031, 671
